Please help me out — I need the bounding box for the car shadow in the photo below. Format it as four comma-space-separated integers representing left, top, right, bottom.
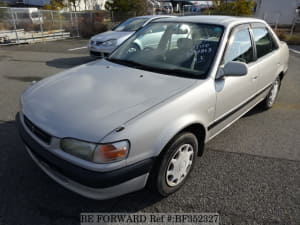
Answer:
0, 120, 163, 225
243, 104, 265, 117
46, 56, 94, 69
4, 75, 44, 82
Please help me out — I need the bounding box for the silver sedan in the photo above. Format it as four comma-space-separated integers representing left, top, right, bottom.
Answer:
18, 16, 289, 200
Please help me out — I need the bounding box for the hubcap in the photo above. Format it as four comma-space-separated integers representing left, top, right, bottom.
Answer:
166, 144, 194, 187
268, 79, 279, 106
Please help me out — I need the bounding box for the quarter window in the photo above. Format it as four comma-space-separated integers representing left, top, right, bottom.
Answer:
252, 27, 278, 59
224, 29, 254, 64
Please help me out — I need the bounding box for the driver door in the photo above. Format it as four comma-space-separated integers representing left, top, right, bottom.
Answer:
209, 24, 260, 136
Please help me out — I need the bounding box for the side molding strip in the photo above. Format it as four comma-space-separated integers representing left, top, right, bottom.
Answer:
208, 84, 272, 131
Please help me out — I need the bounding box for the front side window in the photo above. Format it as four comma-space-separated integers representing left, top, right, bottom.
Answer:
252, 27, 278, 59
224, 29, 254, 64
109, 22, 224, 78
113, 18, 148, 32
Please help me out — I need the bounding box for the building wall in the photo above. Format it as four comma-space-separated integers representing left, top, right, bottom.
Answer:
254, 0, 300, 25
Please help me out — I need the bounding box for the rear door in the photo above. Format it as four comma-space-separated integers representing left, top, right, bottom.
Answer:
209, 24, 260, 136
250, 23, 281, 92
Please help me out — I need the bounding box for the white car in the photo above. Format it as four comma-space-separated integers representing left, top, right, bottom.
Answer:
88, 15, 174, 58
10, 8, 43, 25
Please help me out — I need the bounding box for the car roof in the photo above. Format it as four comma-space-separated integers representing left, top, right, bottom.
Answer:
154, 15, 266, 27
134, 15, 176, 20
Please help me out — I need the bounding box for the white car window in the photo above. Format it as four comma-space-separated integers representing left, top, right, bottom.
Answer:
113, 18, 148, 32
135, 25, 168, 50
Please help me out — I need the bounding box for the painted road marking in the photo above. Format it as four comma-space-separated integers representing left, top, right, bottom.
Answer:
68, 46, 87, 51
289, 48, 300, 54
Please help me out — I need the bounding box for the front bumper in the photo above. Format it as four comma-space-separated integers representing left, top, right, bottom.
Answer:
16, 113, 154, 199
88, 45, 114, 58
90, 51, 110, 58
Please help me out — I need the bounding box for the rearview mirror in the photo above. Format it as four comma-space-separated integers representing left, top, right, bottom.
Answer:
216, 61, 248, 79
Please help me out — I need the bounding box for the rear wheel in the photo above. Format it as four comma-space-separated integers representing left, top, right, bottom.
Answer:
260, 76, 281, 110
148, 132, 199, 196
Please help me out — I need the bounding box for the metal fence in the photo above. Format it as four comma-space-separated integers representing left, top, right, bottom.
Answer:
1, 6, 298, 45
0, 7, 166, 45
0, 7, 111, 44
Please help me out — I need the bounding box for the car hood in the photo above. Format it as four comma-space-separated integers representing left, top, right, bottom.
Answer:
91, 31, 134, 42
22, 60, 196, 142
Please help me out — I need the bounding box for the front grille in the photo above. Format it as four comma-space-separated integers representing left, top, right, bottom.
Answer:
90, 51, 110, 58
95, 41, 103, 46
90, 51, 101, 56
23, 116, 52, 144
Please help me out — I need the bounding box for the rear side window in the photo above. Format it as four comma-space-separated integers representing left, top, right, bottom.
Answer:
224, 29, 254, 64
252, 27, 278, 59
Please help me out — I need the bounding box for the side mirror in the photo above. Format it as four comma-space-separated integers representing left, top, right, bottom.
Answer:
216, 61, 248, 79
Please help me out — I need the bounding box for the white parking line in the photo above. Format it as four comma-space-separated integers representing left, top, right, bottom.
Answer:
289, 48, 300, 54
68, 46, 87, 51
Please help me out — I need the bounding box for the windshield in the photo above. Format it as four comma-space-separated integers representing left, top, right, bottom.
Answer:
113, 18, 148, 32
109, 22, 224, 78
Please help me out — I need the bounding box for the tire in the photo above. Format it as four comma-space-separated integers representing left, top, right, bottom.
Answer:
148, 132, 199, 196
260, 76, 281, 110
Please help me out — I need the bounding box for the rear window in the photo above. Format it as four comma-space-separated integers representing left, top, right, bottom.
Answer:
252, 27, 278, 59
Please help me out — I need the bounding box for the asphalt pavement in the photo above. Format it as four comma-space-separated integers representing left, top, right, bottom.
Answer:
0, 40, 299, 225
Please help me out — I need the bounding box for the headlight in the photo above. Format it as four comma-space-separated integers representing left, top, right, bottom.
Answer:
101, 39, 117, 47
61, 138, 96, 161
60, 138, 129, 163
93, 141, 129, 163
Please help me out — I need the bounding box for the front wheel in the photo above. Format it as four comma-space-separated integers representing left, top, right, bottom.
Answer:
260, 76, 281, 110
148, 132, 199, 196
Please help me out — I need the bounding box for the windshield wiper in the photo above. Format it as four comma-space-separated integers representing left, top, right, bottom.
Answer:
107, 58, 147, 69
107, 58, 205, 78
145, 67, 203, 78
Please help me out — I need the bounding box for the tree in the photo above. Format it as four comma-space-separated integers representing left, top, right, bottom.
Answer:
43, 0, 65, 10
0, 1, 6, 7
211, 0, 256, 16
66, 0, 80, 11
105, 0, 147, 16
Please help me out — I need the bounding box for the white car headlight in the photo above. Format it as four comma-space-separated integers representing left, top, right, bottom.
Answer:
101, 39, 117, 47
60, 138, 129, 163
